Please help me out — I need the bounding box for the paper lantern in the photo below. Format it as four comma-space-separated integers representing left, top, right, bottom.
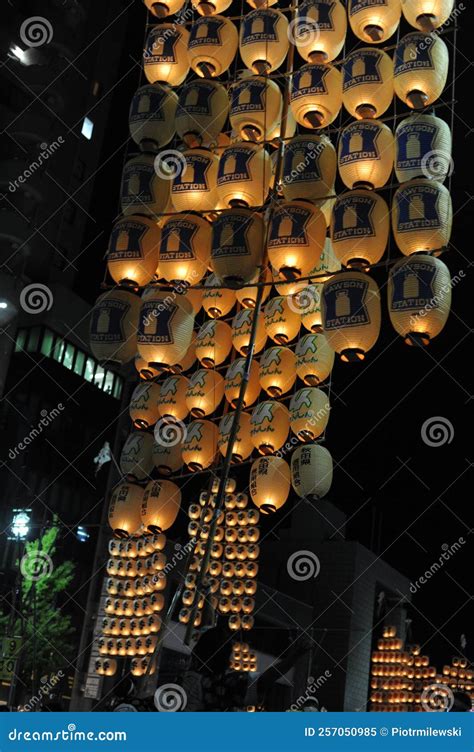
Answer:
135, 354, 160, 381
171, 149, 219, 213
290, 387, 330, 441
195, 319, 233, 367
249, 456, 290, 514
121, 154, 171, 218
180, 286, 203, 317
281, 135, 336, 202
232, 308, 267, 355
176, 80, 229, 148
182, 419, 218, 471
250, 400, 290, 454
144, 0, 185, 17
348, 0, 401, 43
294, 0, 347, 63
217, 143, 272, 208
187, 16, 238, 78
268, 200, 326, 280
395, 113, 452, 184
299, 284, 324, 333
152, 440, 184, 475
157, 374, 190, 422
230, 76, 292, 143
185, 368, 224, 417
90, 289, 140, 366
129, 84, 178, 151
392, 179, 452, 255
130, 382, 161, 429
330, 190, 389, 269
202, 273, 236, 318
264, 296, 301, 344
107, 215, 160, 289
108, 482, 144, 538
138, 290, 194, 371
192, 0, 232, 15
171, 339, 197, 374
239, 8, 289, 74
218, 412, 253, 462
322, 271, 381, 361
296, 333, 334, 385
143, 24, 190, 86
211, 209, 264, 286
160, 213, 211, 285
388, 254, 451, 346
401, 0, 454, 31
224, 358, 261, 408
342, 48, 394, 120
259, 346, 296, 397
120, 432, 154, 481
291, 443, 333, 498
236, 267, 272, 310
338, 120, 394, 190
142, 479, 181, 533
394, 33, 449, 109
290, 64, 342, 129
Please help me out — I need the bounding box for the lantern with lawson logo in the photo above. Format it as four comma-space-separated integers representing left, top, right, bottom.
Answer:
342, 48, 394, 120
250, 456, 291, 514
236, 267, 272, 309
152, 439, 184, 476
296, 333, 334, 385
143, 24, 190, 86
259, 346, 296, 397
264, 296, 301, 345
395, 113, 452, 184
120, 432, 154, 483
218, 412, 253, 462
290, 64, 342, 129
250, 400, 290, 454
137, 289, 195, 372
185, 368, 225, 417
159, 213, 211, 285
109, 482, 144, 538
130, 382, 161, 429
291, 444, 333, 498
392, 180, 452, 256
157, 374, 190, 422
217, 143, 272, 208
202, 273, 236, 318
225, 357, 261, 408
338, 120, 394, 190
268, 200, 326, 280
239, 8, 289, 74
211, 209, 264, 286
195, 319, 233, 368
330, 190, 390, 269
141, 480, 181, 533
348, 0, 401, 43
394, 33, 449, 109
129, 84, 178, 151
299, 284, 324, 333
290, 387, 330, 441
144, 0, 185, 18
107, 215, 160, 289
230, 76, 296, 144
294, 0, 347, 63
322, 271, 381, 361
187, 15, 238, 78
388, 254, 451, 346
182, 419, 219, 471
121, 154, 171, 218
232, 308, 267, 355
176, 80, 229, 148
281, 135, 337, 203
401, 0, 455, 31
171, 148, 219, 213
90, 289, 140, 366
191, 0, 232, 15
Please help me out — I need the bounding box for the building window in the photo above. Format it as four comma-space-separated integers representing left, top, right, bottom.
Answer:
63, 343, 75, 371
74, 350, 85, 377
81, 117, 94, 140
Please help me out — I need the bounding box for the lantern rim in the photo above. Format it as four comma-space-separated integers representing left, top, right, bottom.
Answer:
405, 332, 430, 347
260, 503, 276, 514
340, 348, 365, 363
133, 418, 150, 430
364, 24, 383, 41
355, 104, 377, 120
303, 374, 320, 386
407, 89, 429, 110
149, 2, 169, 18
416, 13, 437, 32
258, 443, 274, 455
156, 465, 173, 476
346, 257, 371, 272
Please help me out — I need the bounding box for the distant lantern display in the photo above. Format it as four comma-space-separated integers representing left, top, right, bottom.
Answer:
185, 368, 225, 417
121, 154, 171, 218
120, 432, 154, 482
250, 401, 290, 455
157, 374, 190, 422
129, 84, 178, 151
224, 357, 261, 408
195, 319, 233, 367
338, 120, 394, 190
108, 482, 144, 538
187, 15, 238, 78
249, 456, 290, 514
239, 8, 289, 74
218, 412, 253, 463
90, 289, 140, 366
211, 209, 264, 286
144, 0, 185, 18
217, 143, 272, 208
129, 382, 161, 429
294, 0, 347, 62
202, 273, 236, 318
268, 200, 326, 280
291, 444, 333, 499
230, 76, 290, 144
143, 24, 190, 86
182, 419, 218, 471
171, 148, 219, 213
392, 179, 452, 255
300, 284, 324, 333
232, 308, 267, 356
342, 48, 394, 120
281, 135, 337, 203
295, 333, 335, 385
401, 0, 455, 31
138, 290, 194, 372
395, 113, 452, 184
394, 33, 449, 109
259, 346, 296, 397
142, 480, 181, 533
348, 0, 401, 43
152, 440, 183, 475
176, 80, 229, 148
290, 387, 330, 441
330, 190, 390, 269
388, 254, 451, 346
290, 64, 342, 129
191, 0, 232, 16
107, 215, 160, 289
159, 213, 211, 285
236, 267, 272, 309
264, 296, 301, 344
322, 271, 381, 361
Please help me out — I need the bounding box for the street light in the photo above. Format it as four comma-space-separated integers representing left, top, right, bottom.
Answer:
76, 526, 89, 543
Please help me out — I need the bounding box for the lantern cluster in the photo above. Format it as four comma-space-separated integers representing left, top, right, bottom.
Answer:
230, 642, 258, 673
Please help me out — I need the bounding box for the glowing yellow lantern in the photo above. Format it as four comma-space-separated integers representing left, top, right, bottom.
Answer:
159, 213, 211, 285
294, 0, 347, 63
291, 443, 333, 498
180, 286, 203, 317
342, 48, 394, 119
394, 33, 449, 109
224, 357, 261, 408
107, 215, 160, 289
121, 154, 171, 218
259, 346, 296, 397
202, 273, 236, 318
134, 354, 160, 381
264, 296, 301, 344
192, 0, 232, 15
295, 333, 334, 385
176, 80, 229, 148
138, 290, 195, 371
142, 479, 181, 533
392, 180, 452, 255
395, 113, 452, 184
268, 200, 326, 280
182, 419, 218, 471
157, 374, 190, 422
195, 320, 233, 367
129, 382, 161, 430
171, 338, 197, 374
239, 8, 289, 74
152, 441, 184, 475
171, 149, 219, 213
143, 25, 190, 86
95, 658, 118, 677
185, 368, 224, 417
129, 84, 178, 151
388, 254, 451, 346
120, 432, 154, 481
218, 412, 253, 462
144, 0, 185, 17
250, 400, 290, 454
108, 482, 144, 538
187, 16, 238, 78
401, 0, 454, 31
249, 456, 291, 513
330, 190, 390, 269
232, 308, 267, 355
348, 0, 401, 43
90, 290, 140, 366
290, 387, 330, 441
211, 209, 264, 286
230, 76, 291, 144
282, 135, 336, 203
338, 120, 394, 190
322, 271, 381, 361
217, 143, 272, 208
290, 64, 342, 129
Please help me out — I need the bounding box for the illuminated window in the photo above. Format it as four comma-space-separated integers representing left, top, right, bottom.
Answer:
84, 358, 95, 383
74, 350, 85, 377
63, 343, 75, 370
27, 327, 41, 352
15, 329, 27, 352
103, 371, 114, 395
81, 117, 94, 140
41, 330, 54, 357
